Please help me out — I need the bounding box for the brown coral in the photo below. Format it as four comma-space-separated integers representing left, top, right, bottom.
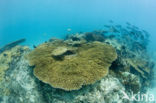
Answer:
27, 41, 117, 91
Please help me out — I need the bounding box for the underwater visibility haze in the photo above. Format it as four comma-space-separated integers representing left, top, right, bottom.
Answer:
0, 0, 156, 103
0, 0, 156, 49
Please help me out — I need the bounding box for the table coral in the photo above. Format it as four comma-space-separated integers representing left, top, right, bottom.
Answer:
27, 41, 117, 91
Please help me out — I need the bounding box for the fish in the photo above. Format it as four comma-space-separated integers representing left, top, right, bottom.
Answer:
115, 25, 122, 29
67, 28, 72, 32
126, 22, 131, 26
102, 30, 108, 34
132, 25, 139, 30
109, 26, 119, 33
0, 38, 26, 54
120, 28, 129, 34
142, 30, 150, 37
135, 31, 143, 38
33, 45, 37, 48
109, 20, 114, 23
108, 35, 116, 39
126, 26, 133, 30
104, 25, 111, 28
139, 34, 145, 40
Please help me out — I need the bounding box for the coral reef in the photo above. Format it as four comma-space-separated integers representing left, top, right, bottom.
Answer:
40, 75, 129, 103
52, 46, 69, 56
65, 33, 86, 47
27, 41, 117, 90
0, 46, 29, 81
0, 48, 43, 103
0, 23, 155, 103
115, 71, 141, 93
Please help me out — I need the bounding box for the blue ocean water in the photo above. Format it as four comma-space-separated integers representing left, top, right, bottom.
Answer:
0, 0, 156, 101
0, 0, 156, 51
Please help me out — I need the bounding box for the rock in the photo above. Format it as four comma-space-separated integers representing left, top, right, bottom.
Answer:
0, 46, 44, 103
0, 46, 29, 81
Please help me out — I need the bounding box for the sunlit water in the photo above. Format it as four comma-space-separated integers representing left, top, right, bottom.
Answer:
0, 0, 156, 100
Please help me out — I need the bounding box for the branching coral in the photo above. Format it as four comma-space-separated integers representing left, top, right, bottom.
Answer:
126, 58, 153, 79
27, 41, 117, 91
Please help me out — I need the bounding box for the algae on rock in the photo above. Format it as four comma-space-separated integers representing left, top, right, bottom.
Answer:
0, 47, 44, 103
27, 41, 117, 91
0, 46, 29, 81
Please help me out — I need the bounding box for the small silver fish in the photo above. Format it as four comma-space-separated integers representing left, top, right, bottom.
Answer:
67, 28, 72, 32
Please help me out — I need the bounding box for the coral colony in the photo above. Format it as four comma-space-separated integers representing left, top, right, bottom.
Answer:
0, 23, 155, 103
27, 41, 117, 90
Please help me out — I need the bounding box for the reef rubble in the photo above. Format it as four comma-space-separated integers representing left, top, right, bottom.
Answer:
0, 23, 155, 103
